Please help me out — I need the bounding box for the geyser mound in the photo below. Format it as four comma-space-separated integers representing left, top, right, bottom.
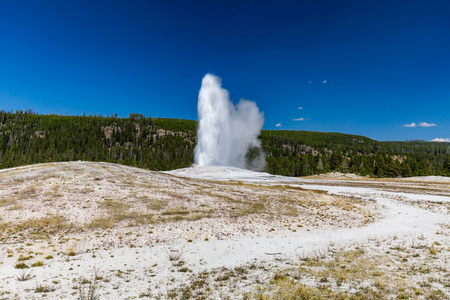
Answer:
194, 74, 266, 171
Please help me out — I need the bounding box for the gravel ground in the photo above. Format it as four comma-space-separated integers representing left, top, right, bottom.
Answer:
0, 162, 448, 299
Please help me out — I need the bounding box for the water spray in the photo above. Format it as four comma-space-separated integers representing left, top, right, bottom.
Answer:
194, 74, 265, 170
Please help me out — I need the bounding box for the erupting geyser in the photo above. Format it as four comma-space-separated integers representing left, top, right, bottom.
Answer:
194, 74, 266, 171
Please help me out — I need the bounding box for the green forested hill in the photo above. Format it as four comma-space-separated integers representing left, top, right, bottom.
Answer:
0, 110, 196, 171
262, 131, 450, 177
1, 110, 449, 177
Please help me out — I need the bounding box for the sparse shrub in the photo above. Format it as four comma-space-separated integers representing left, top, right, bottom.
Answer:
35, 283, 55, 293
31, 261, 44, 267
273, 272, 287, 281
430, 246, 437, 255
168, 250, 184, 264
93, 266, 104, 281
16, 269, 33, 281
234, 266, 248, 276
80, 277, 91, 284
426, 289, 446, 300
18, 255, 32, 261
15, 263, 29, 269
173, 260, 185, 267
139, 291, 152, 298
178, 267, 190, 273
78, 276, 100, 300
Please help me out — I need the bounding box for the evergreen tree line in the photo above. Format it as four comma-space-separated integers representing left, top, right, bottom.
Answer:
1, 110, 449, 177
262, 131, 450, 177
0, 110, 196, 171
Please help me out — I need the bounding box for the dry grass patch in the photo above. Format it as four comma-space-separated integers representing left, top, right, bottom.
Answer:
12, 177, 25, 183
230, 202, 265, 218
146, 199, 168, 211
131, 213, 155, 225
250, 241, 450, 300
79, 187, 95, 194
162, 206, 190, 216
182, 180, 375, 227
98, 198, 130, 211
6, 204, 23, 211
183, 212, 212, 221
44, 184, 64, 198
87, 217, 116, 229
16, 185, 39, 200
248, 278, 356, 300
89, 198, 155, 228
280, 205, 299, 217
159, 206, 212, 222
87, 211, 148, 229
0, 198, 17, 207
14, 214, 68, 232
0, 162, 379, 242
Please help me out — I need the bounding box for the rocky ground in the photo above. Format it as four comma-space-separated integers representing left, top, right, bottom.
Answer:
0, 162, 449, 299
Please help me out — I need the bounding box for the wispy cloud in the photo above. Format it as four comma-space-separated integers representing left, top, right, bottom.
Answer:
322, 80, 327, 84
297, 106, 303, 110
431, 138, 450, 142
419, 122, 437, 127
292, 118, 305, 121
403, 122, 437, 128
275, 123, 282, 127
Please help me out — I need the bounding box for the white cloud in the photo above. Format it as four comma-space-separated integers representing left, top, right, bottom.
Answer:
292, 118, 305, 121
276, 123, 282, 127
322, 80, 327, 84
297, 106, 303, 110
403, 122, 437, 128
431, 138, 450, 142
418, 122, 437, 127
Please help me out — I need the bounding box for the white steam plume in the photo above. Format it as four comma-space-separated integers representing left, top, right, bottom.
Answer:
194, 74, 266, 171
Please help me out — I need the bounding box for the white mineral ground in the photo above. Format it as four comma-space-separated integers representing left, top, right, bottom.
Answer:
0, 161, 449, 299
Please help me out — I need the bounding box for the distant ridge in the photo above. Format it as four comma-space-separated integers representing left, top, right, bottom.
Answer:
0, 110, 449, 177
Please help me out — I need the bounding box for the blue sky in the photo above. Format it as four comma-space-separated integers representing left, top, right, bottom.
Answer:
0, 1, 449, 141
